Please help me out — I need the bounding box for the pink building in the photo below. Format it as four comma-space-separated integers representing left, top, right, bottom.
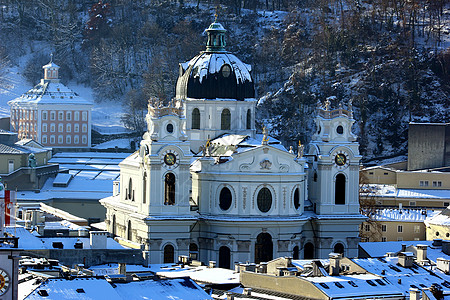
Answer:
8, 59, 93, 148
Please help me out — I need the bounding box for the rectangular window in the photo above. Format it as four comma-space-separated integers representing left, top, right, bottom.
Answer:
397, 237, 403, 241
414, 238, 420, 241
42, 111, 48, 120
82, 111, 87, 121
414, 225, 420, 233
66, 124, 71, 132
410, 201, 416, 206
381, 237, 387, 242
74, 111, 79, 121
58, 124, 63, 132
424, 181, 429, 187
58, 112, 64, 121
382, 225, 387, 232
369, 172, 374, 175
42, 135, 47, 144
365, 224, 370, 232
433, 181, 438, 187
50, 111, 55, 120
66, 135, 71, 144
58, 135, 63, 144
74, 124, 79, 132
384, 172, 388, 175
420, 181, 424, 186
438, 181, 442, 187
66, 112, 71, 121
50, 135, 55, 144
398, 225, 403, 233
82, 135, 87, 144
42, 124, 47, 132
82, 124, 87, 132
50, 124, 55, 132
74, 135, 79, 144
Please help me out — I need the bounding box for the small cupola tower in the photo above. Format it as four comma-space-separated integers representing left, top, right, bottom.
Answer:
42, 54, 60, 83
205, 22, 227, 53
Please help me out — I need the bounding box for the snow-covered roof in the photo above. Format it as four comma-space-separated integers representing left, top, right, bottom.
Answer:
114, 277, 212, 299
362, 184, 450, 199
25, 277, 122, 300
3, 225, 124, 250
8, 80, 92, 106
370, 208, 439, 222
150, 264, 239, 285
359, 240, 450, 263
425, 207, 450, 226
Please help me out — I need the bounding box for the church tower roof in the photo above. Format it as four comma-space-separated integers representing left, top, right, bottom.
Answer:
175, 21, 255, 101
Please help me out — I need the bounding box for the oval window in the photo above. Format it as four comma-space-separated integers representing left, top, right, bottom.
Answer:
166, 123, 174, 133
219, 187, 232, 210
336, 125, 343, 134
257, 187, 272, 213
293, 188, 300, 210
221, 64, 231, 78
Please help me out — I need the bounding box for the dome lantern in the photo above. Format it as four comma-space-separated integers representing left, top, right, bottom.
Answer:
205, 22, 226, 53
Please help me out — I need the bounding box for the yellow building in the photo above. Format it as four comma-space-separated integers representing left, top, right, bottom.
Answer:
425, 207, 450, 240
360, 208, 439, 242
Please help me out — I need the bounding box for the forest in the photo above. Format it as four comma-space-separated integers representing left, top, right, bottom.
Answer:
0, 0, 448, 162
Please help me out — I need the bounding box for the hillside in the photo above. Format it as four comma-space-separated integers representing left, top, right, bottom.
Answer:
0, 0, 448, 162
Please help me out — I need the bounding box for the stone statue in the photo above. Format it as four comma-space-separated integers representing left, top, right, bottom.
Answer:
28, 153, 36, 168
297, 140, 304, 158
262, 126, 269, 145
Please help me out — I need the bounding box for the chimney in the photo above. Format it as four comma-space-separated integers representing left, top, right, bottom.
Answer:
329, 253, 342, 276
90, 231, 108, 249
226, 292, 234, 300
433, 239, 443, 247
416, 244, 428, 263
209, 261, 216, 268
398, 252, 414, 267
442, 241, 450, 255
118, 263, 126, 275
385, 252, 395, 257
410, 288, 420, 300
436, 258, 450, 274
243, 288, 252, 296
401, 244, 407, 252
259, 262, 267, 274
312, 260, 325, 277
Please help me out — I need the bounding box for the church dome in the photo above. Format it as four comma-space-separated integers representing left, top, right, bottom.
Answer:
176, 22, 255, 101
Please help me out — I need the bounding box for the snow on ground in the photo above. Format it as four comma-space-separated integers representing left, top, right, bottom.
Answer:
0, 66, 31, 118
93, 138, 134, 149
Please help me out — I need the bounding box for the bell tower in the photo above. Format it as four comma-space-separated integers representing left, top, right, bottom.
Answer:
308, 97, 361, 215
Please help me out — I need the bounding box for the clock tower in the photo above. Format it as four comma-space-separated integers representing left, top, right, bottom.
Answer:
306, 98, 364, 258
0, 243, 20, 300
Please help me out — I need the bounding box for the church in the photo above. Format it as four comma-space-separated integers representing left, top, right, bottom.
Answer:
100, 21, 365, 267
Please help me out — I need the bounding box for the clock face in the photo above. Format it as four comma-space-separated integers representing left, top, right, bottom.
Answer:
221, 64, 231, 78
0, 269, 10, 295
164, 153, 176, 166
161, 150, 180, 170
333, 151, 349, 170
335, 153, 347, 166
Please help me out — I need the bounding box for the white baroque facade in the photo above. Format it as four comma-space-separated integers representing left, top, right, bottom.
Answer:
101, 22, 364, 267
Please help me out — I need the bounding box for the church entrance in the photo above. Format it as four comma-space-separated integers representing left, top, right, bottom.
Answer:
255, 232, 273, 263
218, 246, 231, 269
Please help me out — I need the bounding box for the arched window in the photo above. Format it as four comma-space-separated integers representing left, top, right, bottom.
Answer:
304, 242, 314, 259
219, 246, 231, 269
164, 244, 175, 263
189, 243, 199, 260
112, 215, 116, 236
246, 109, 251, 129
293, 246, 299, 260
335, 174, 346, 205
127, 220, 132, 241
334, 243, 344, 254
293, 188, 300, 210
221, 109, 231, 130
164, 173, 176, 205
257, 187, 272, 213
143, 172, 147, 204
255, 233, 273, 263
127, 178, 133, 200
192, 108, 200, 129
219, 187, 232, 211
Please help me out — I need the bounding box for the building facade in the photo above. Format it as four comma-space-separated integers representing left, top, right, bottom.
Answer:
8, 59, 93, 148
101, 22, 365, 266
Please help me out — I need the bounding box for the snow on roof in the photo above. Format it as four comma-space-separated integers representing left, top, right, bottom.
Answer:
352, 256, 450, 296
8, 80, 93, 106
371, 208, 439, 222
359, 240, 450, 263
113, 277, 212, 299
25, 277, 122, 300
425, 208, 450, 226
88, 263, 152, 276
44, 220, 88, 232
363, 184, 450, 199
4, 225, 124, 250
152, 264, 239, 285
